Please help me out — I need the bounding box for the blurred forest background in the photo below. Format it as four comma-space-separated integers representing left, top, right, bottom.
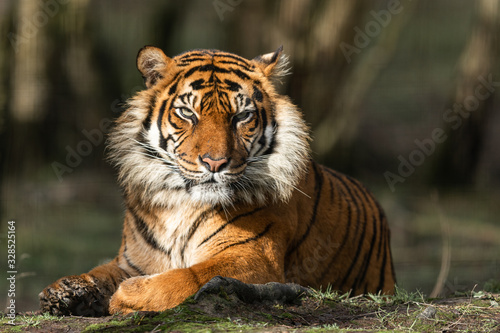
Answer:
1, 0, 499, 312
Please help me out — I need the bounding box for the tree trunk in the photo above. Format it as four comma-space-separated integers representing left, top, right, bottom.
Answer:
431, 0, 499, 187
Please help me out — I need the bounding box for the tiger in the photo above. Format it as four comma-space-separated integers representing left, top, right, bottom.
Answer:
39, 46, 395, 316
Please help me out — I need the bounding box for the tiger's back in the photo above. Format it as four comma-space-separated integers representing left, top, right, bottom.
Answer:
40, 46, 395, 316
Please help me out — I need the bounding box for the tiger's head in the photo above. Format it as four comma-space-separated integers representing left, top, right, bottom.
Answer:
108, 46, 310, 208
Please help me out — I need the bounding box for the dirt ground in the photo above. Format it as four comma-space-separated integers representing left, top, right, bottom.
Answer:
2, 287, 499, 332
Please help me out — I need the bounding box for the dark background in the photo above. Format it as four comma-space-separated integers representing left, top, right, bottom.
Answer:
1, 0, 499, 312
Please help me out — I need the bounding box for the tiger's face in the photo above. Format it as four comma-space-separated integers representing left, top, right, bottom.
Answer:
143, 49, 279, 206
109, 47, 309, 208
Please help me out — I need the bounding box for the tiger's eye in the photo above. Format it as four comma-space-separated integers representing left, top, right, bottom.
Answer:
234, 111, 252, 121
178, 108, 194, 118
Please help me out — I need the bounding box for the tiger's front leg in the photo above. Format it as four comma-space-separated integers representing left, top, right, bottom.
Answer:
39, 258, 132, 316
109, 254, 284, 314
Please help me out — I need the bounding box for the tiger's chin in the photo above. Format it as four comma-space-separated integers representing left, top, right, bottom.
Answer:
189, 183, 236, 207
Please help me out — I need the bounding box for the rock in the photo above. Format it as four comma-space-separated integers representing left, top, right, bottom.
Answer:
418, 306, 437, 319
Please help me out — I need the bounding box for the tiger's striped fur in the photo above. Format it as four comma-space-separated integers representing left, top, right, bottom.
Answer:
39, 46, 395, 316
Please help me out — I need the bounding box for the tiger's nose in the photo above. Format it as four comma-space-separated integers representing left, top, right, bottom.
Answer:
200, 155, 229, 173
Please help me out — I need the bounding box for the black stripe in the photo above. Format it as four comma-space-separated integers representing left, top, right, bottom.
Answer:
244, 112, 259, 132
328, 178, 334, 202
337, 177, 369, 288
190, 79, 205, 90
252, 85, 263, 102
375, 205, 394, 290
201, 91, 215, 110
168, 81, 179, 95
233, 69, 250, 80
142, 143, 169, 164
259, 107, 268, 134
224, 79, 242, 92
159, 134, 169, 151
179, 57, 210, 63
168, 72, 182, 95
176, 153, 197, 166
216, 90, 230, 110
160, 99, 176, 151
129, 209, 170, 256
226, 169, 246, 177
343, 175, 389, 292
217, 60, 253, 71
157, 99, 168, 133
254, 107, 269, 156
173, 133, 192, 152
260, 120, 277, 156
344, 177, 381, 292
198, 64, 231, 76
376, 229, 388, 292
215, 223, 273, 255
142, 93, 158, 130
351, 215, 378, 293
178, 51, 209, 59
179, 92, 192, 104
180, 208, 220, 261
184, 65, 201, 79
215, 53, 252, 67
317, 169, 358, 282
286, 162, 323, 257
122, 252, 146, 276
198, 207, 265, 248
167, 109, 182, 130
178, 163, 203, 174
375, 201, 387, 260
239, 138, 251, 155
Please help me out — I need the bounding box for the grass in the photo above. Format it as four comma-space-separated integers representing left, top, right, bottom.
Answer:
307, 284, 499, 332
0, 284, 498, 332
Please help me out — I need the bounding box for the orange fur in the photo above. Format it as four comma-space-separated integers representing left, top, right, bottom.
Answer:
40, 46, 395, 316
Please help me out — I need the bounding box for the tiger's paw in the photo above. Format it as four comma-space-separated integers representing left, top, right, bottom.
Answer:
39, 275, 108, 317
108, 276, 154, 315
195, 276, 310, 305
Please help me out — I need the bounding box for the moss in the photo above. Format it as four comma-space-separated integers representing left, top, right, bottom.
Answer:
258, 311, 273, 320
279, 312, 294, 319
82, 319, 132, 332
0, 326, 24, 333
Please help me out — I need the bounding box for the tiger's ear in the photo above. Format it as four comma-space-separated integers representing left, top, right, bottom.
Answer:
137, 46, 172, 88
252, 46, 289, 78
